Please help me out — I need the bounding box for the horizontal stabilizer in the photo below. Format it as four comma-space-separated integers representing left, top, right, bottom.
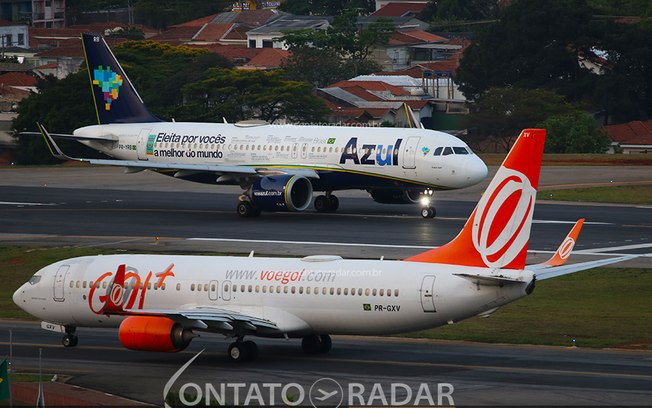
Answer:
535, 255, 637, 280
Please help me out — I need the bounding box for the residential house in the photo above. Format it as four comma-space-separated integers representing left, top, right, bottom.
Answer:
317, 75, 435, 127
246, 14, 329, 49
0, 0, 65, 28
603, 119, 652, 154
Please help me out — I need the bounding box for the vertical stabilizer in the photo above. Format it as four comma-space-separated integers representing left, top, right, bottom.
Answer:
406, 129, 546, 270
82, 33, 161, 124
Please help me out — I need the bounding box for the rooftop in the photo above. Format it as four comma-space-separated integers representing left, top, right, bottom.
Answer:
604, 120, 652, 146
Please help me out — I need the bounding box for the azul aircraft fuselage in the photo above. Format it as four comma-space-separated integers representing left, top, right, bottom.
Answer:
75, 122, 487, 191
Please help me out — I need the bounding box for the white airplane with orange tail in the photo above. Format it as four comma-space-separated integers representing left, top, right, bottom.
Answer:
13, 129, 633, 361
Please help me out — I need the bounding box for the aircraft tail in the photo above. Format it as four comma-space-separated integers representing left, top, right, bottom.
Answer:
81, 33, 160, 125
406, 129, 546, 270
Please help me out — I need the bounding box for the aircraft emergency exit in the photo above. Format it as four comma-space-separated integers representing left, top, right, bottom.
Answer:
14, 129, 633, 362
35, 33, 488, 218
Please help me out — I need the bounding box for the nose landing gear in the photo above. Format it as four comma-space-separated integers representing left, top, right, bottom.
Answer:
62, 326, 78, 347
420, 189, 436, 219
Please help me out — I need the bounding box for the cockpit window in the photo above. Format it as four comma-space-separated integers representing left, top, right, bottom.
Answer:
442, 147, 453, 156
29, 275, 42, 285
453, 147, 469, 155
433, 147, 443, 156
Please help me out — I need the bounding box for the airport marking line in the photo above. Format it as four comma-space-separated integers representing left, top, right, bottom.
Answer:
2, 341, 651, 381
0, 201, 57, 206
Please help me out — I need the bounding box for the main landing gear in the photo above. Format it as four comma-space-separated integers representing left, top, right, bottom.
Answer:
420, 189, 436, 219
236, 200, 261, 218
226, 334, 332, 362
62, 326, 78, 348
314, 193, 339, 213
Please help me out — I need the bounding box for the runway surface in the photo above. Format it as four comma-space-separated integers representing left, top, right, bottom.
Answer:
2, 321, 651, 406
0, 182, 650, 265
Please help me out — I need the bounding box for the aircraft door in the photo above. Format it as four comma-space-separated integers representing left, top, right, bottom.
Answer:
222, 280, 232, 301
53, 265, 70, 302
420, 275, 436, 312
291, 143, 299, 159
136, 128, 152, 160
401, 136, 421, 169
208, 280, 219, 301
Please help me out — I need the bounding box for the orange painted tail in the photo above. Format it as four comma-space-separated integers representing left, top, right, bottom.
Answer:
406, 129, 546, 270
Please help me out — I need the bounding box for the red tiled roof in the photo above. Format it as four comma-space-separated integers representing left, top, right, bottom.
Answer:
603, 120, 652, 145
223, 25, 249, 41
191, 44, 259, 62
371, 2, 427, 17
232, 9, 277, 26
329, 80, 412, 96
35, 44, 84, 58
245, 48, 290, 68
389, 29, 447, 46
0, 72, 37, 87
342, 86, 386, 101
194, 23, 233, 42
174, 13, 221, 27
150, 26, 202, 44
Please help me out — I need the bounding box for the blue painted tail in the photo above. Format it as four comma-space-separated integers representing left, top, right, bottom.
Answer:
82, 33, 161, 124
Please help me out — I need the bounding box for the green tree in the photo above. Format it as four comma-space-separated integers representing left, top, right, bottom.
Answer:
281, 13, 394, 86
133, 0, 230, 30
279, 0, 375, 16
456, 0, 596, 101
12, 73, 97, 164
538, 111, 610, 153
182, 68, 329, 123
467, 87, 573, 150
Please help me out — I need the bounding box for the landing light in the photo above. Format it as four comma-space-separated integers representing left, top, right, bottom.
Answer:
420, 197, 431, 206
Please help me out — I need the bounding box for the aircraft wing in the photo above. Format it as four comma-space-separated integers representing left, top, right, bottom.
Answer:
38, 123, 320, 179
121, 306, 281, 333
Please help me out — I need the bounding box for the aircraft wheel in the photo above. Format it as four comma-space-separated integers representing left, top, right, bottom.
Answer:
421, 206, 436, 219
243, 340, 258, 361
327, 195, 339, 212
237, 201, 260, 217
319, 334, 332, 353
301, 334, 321, 354
62, 334, 78, 348
314, 195, 329, 212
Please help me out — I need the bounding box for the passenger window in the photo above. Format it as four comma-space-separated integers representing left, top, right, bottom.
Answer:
102, 282, 107, 289
191, 284, 195, 291
344, 288, 349, 295
336, 288, 341, 295
351, 288, 356, 296
299, 286, 304, 294
76, 281, 80, 288
387, 289, 392, 297
372, 289, 377, 296
314, 286, 319, 295
176, 283, 181, 291
306, 287, 311, 294
443, 147, 453, 156
379, 289, 384, 296
330, 287, 334, 295
453, 147, 469, 155
204, 284, 209, 292
433, 147, 443, 156
69, 281, 74, 288
284, 286, 288, 294
365, 288, 370, 296
82, 281, 87, 289
291, 286, 296, 294
357, 288, 363, 296
263, 286, 268, 293
322, 287, 327, 295
394, 289, 400, 297
254, 285, 259, 293
277, 286, 282, 294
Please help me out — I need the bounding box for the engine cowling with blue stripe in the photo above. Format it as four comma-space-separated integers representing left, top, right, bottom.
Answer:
251, 175, 313, 212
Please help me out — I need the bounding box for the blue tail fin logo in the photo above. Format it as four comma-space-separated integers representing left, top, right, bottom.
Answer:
82, 33, 160, 125
92, 66, 123, 111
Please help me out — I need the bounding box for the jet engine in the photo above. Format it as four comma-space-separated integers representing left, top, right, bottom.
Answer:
368, 189, 423, 205
119, 316, 194, 352
250, 175, 313, 212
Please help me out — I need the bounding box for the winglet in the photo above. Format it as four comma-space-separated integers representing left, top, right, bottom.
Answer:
37, 123, 75, 161
101, 264, 128, 315
543, 219, 585, 267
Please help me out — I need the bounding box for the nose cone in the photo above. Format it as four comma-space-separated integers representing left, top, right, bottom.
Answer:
13, 285, 24, 307
466, 156, 488, 185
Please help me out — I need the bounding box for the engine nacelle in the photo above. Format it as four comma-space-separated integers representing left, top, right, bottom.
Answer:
369, 189, 423, 205
119, 316, 193, 352
250, 175, 313, 212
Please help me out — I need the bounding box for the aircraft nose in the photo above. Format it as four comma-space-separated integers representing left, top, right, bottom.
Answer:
465, 156, 488, 185
13, 285, 24, 306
